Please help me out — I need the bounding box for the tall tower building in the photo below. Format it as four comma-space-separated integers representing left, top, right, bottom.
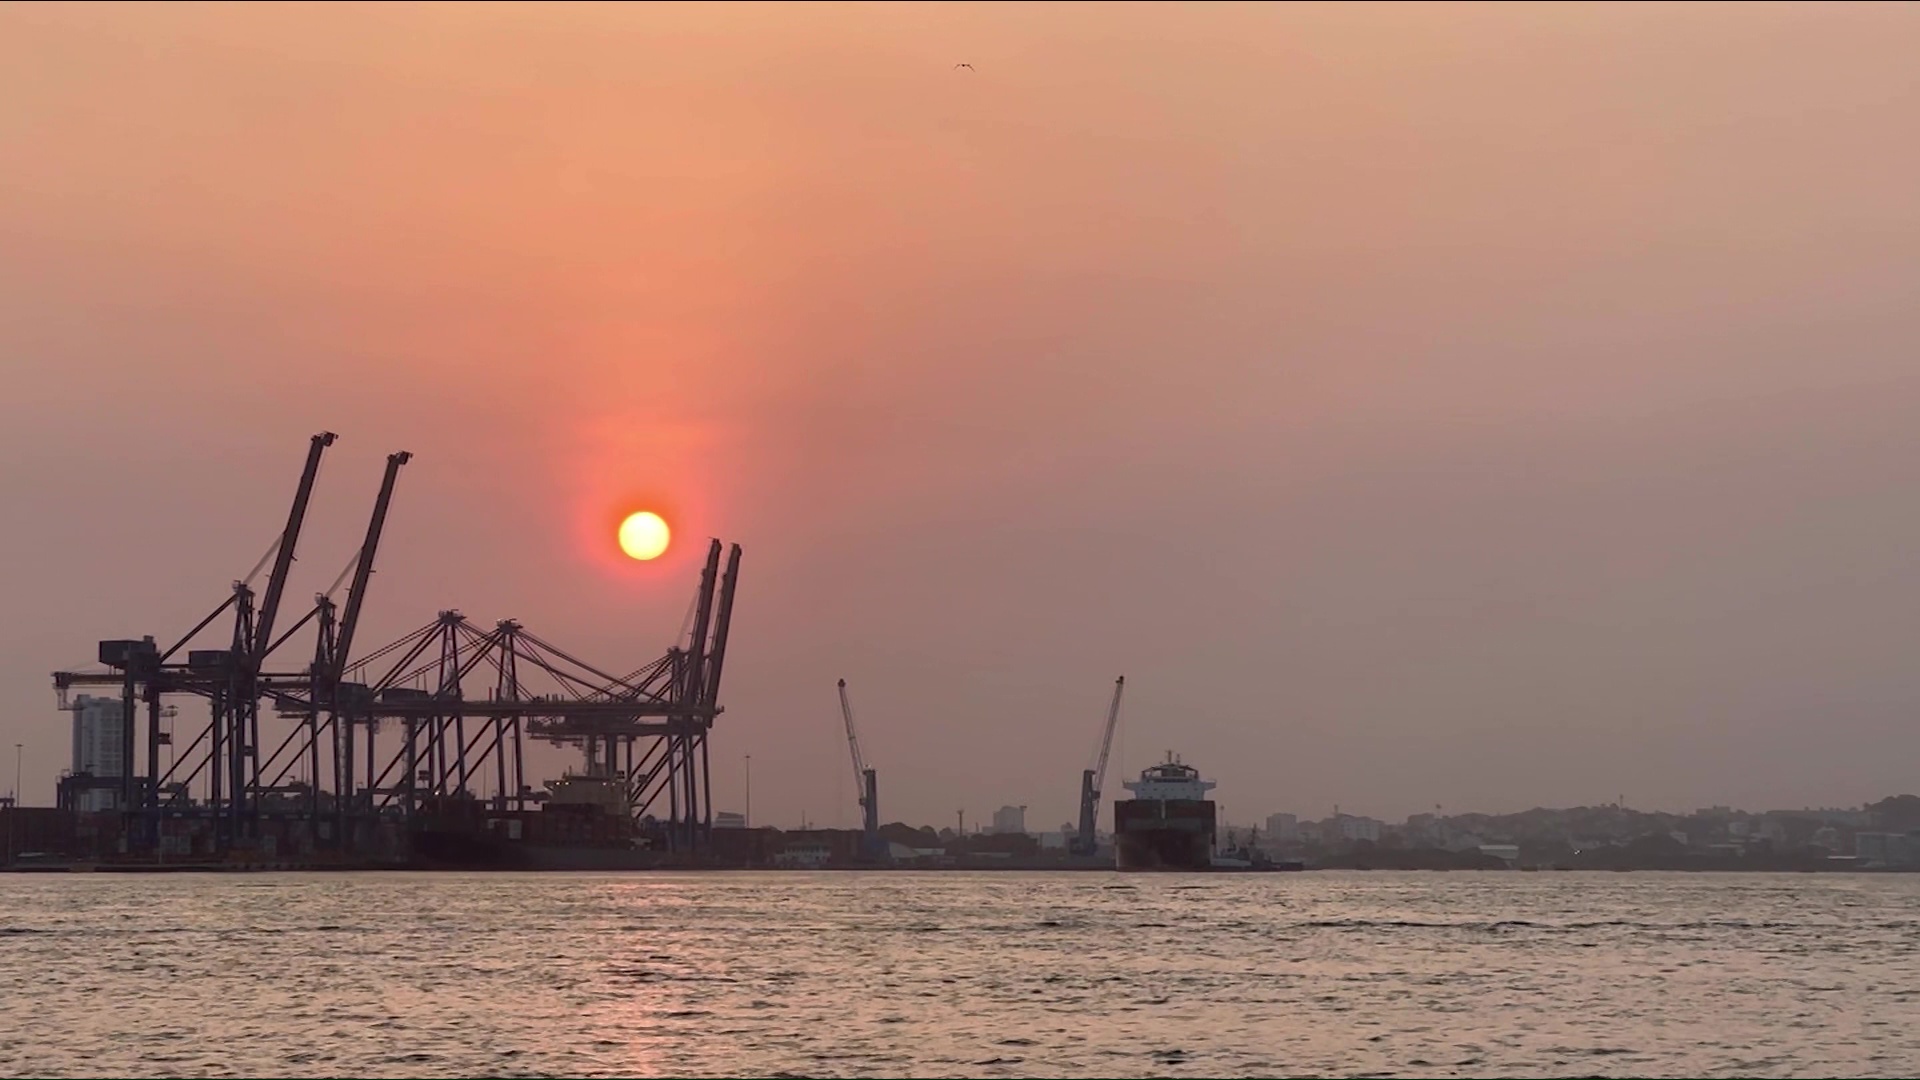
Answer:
68, 694, 127, 812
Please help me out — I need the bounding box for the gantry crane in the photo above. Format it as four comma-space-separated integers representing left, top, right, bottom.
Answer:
1072, 675, 1126, 855
836, 678, 882, 859
55, 430, 747, 861
204, 431, 337, 837
315, 449, 411, 837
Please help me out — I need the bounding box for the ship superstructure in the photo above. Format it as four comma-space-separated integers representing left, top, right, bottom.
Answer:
1113, 753, 1217, 870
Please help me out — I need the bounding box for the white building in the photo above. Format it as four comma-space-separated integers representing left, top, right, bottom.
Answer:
991, 804, 1027, 835
1478, 843, 1521, 866
714, 811, 747, 829
1855, 832, 1918, 867
773, 843, 831, 868
71, 694, 127, 778
1333, 814, 1384, 843
1265, 813, 1298, 842
68, 694, 129, 813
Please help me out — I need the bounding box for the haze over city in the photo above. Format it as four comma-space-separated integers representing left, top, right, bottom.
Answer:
4, 1, 1919, 830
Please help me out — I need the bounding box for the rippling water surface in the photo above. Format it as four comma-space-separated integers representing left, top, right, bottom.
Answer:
2, 870, 1918, 1078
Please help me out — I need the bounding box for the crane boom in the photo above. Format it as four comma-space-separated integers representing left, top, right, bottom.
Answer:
250, 431, 337, 661
1073, 675, 1125, 855
701, 544, 742, 710
329, 450, 411, 682
1091, 675, 1125, 790
837, 678, 868, 785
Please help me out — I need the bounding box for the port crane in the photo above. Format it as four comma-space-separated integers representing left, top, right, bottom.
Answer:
54, 430, 745, 860
314, 450, 410, 837
836, 678, 883, 859
1072, 675, 1126, 855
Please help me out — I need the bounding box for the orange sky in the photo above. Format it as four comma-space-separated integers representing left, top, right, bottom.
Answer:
3, 2, 1919, 824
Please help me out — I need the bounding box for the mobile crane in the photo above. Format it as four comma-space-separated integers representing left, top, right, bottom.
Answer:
837, 678, 883, 859
1072, 676, 1126, 855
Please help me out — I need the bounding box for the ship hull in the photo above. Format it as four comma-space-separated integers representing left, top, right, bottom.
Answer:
407, 813, 664, 871
409, 827, 530, 869
408, 830, 666, 871
1114, 797, 1216, 871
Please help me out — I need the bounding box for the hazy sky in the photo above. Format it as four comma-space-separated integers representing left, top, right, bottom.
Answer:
3, 2, 1919, 827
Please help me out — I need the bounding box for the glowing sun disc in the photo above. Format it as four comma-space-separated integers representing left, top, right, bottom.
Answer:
618, 511, 671, 561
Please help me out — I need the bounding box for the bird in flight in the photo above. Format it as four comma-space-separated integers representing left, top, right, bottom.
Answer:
954, 62, 974, 71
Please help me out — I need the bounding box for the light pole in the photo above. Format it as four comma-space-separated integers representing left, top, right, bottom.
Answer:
744, 754, 752, 828
162, 706, 178, 783
8, 742, 20, 866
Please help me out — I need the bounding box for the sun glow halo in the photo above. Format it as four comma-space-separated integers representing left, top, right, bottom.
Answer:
617, 511, 671, 561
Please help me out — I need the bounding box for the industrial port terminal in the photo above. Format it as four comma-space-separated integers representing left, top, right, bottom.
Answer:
6, 433, 1267, 873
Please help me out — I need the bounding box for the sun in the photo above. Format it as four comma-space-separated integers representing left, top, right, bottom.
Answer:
617, 511, 671, 561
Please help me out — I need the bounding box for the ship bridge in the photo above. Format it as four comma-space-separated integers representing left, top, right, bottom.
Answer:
1121, 753, 1216, 802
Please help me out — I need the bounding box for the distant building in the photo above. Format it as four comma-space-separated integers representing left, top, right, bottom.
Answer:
70, 694, 126, 778
714, 811, 747, 829
1478, 843, 1520, 866
1265, 813, 1298, 842
991, 805, 1026, 835
67, 694, 127, 812
773, 843, 831, 868
1855, 832, 1920, 868
1403, 813, 1440, 845
1333, 815, 1383, 843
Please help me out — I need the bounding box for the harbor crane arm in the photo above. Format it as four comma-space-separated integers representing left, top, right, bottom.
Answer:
250, 431, 337, 661
328, 450, 412, 682
837, 678, 868, 790
1074, 675, 1125, 854
700, 544, 742, 713
1091, 675, 1125, 794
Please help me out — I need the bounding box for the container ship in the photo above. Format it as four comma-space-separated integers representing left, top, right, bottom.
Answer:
409, 771, 664, 870
1113, 754, 1217, 871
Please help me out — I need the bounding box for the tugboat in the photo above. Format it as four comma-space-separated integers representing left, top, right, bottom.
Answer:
1114, 753, 1217, 871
